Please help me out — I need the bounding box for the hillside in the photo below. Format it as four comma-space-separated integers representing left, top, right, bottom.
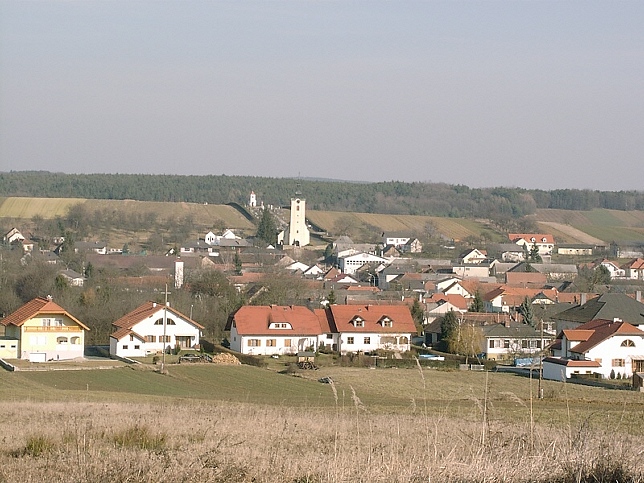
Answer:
2, 197, 644, 245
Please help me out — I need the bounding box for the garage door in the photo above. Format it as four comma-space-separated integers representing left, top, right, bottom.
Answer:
29, 352, 47, 363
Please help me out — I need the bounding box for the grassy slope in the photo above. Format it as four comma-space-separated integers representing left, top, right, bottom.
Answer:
2, 365, 643, 431
2, 197, 643, 244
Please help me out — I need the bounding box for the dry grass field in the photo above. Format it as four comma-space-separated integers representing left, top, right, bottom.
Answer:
1, 364, 643, 482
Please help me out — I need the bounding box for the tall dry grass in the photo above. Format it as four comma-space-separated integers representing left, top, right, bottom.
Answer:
0, 391, 642, 483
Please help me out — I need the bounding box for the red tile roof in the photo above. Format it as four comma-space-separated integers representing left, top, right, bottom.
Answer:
228, 305, 323, 336
321, 304, 417, 334
543, 357, 601, 368
1, 297, 89, 330
568, 319, 644, 354
508, 233, 555, 244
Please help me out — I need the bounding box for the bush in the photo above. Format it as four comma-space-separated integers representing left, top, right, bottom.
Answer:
13, 435, 56, 457
112, 424, 166, 453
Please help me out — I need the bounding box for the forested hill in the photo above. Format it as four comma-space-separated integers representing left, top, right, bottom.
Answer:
0, 171, 642, 219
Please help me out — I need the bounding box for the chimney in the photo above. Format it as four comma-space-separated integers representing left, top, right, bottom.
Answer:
580, 293, 587, 306
637, 291, 642, 303
153, 302, 157, 308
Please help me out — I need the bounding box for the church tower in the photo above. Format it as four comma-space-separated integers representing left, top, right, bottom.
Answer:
249, 191, 257, 207
288, 191, 309, 246
278, 189, 310, 247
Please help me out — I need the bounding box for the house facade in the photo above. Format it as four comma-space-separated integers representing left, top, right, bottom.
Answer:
338, 252, 388, 275
508, 233, 555, 256
110, 302, 204, 358
0, 297, 89, 362
226, 304, 417, 356
544, 318, 644, 380
317, 304, 417, 354
483, 323, 551, 361
226, 305, 323, 356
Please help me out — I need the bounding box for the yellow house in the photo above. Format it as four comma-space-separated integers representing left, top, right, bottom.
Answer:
0, 296, 89, 362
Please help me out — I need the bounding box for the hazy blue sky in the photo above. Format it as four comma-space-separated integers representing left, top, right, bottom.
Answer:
1, 1, 643, 191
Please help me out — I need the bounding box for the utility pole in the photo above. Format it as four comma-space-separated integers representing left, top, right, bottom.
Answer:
161, 284, 171, 373
538, 318, 544, 399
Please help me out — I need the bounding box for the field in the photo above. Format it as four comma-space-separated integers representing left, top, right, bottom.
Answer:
1, 363, 643, 482
535, 209, 644, 244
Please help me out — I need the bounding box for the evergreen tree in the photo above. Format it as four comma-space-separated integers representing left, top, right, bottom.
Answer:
528, 242, 542, 263
256, 209, 278, 246
469, 291, 485, 312
410, 298, 425, 331
327, 288, 337, 305
518, 296, 535, 327
234, 251, 242, 275
440, 310, 458, 340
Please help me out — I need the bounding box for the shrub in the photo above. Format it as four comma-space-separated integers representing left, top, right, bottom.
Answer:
112, 424, 166, 452
12, 435, 56, 457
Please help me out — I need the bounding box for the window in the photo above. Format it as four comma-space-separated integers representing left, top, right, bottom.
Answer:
42, 318, 51, 327
352, 317, 364, 327
0, 345, 4, 349
123, 345, 128, 350
326, 333, 333, 339
56, 337, 68, 344
145, 335, 157, 343
266, 339, 276, 347
154, 318, 176, 325
489, 340, 495, 349
364, 337, 371, 345
612, 359, 625, 367
503, 340, 510, 349
134, 345, 140, 350
347, 337, 354, 344
521, 340, 528, 349
71, 337, 80, 345
621, 339, 636, 347
380, 317, 393, 327
247, 339, 261, 347
160, 336, 171, 343
284, 339, 291, 347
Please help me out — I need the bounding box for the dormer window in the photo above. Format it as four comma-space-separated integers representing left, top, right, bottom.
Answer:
379, 316, 393, 328
542, 237, 547, 242
352, 316, 364, 327
269, 322, 291, 329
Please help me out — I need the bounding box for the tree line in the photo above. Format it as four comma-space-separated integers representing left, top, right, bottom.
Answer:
1, 172, 643, 221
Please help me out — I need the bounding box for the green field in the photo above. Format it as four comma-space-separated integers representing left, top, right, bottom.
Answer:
1, 364, 642, 482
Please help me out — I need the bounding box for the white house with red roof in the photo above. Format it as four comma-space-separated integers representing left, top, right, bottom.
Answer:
315, 304, 417, 354
623, 258, 644, 280
110, 302, 204, 358
543, 318, 644, 381
508, 233, 555, 256
0, 296, 89, 362
226, 305, 324, 355
226, 304, 417, 355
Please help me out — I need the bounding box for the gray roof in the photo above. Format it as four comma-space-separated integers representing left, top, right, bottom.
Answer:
482, 323, 542, 338
552, 293, 644, 326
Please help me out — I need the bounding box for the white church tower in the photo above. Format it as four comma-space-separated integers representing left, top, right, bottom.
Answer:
249, 191, 257, 207
278, 190, 310, 247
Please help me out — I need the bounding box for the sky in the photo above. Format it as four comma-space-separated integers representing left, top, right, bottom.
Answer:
1, 1, 643, 192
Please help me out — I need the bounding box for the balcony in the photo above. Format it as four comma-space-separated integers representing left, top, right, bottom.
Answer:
24, 326, 82, 332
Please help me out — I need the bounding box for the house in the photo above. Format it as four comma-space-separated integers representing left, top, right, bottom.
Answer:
459, 249, 487, 264
598, 259, 625, 279
3, 228, 25, 244
400, 238, 423, 254
317, 304, 417, 354
557, 244, 594, 256
73, 241, 108, 255
59, 269, 86, 287
508, 233, 555, 256
0, 296, 89, 361
623, 258, 644, 280
226, 305, 323, 355
205, 229, 240, 246
338, 252, 388, 275
110, 301, 204, 358
543, 318, 644, 380
483, 323, 552, 361
451, 263, 491, 279
382, 232, 412, 248
180, 240, 217, 256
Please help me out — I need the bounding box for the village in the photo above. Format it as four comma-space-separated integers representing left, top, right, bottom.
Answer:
1, 190, 644, 389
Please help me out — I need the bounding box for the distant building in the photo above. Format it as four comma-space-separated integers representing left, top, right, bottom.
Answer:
277, 191, 310, 247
